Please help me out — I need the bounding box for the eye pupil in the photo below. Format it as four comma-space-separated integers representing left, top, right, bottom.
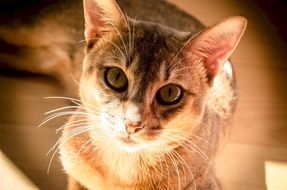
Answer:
168, 87, 172, 96
156, 84, 183, 105
116, 73, 121, 80
104, 67, 128, 92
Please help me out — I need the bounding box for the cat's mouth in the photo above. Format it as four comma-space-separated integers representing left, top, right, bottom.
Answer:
118, 136, 136, 145
116, 135, 154, 152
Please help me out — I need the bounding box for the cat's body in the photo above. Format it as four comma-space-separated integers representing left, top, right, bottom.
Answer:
0, 0, 246, 189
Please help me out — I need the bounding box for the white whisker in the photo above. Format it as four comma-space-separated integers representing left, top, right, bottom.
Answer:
159, 142, 181, 190
164, 134, 212, 166
69, 73, 80, 86
56, 120, 101, 133
44, 105, 102, 116
102, 35, 126, 60
106, 20, 129, 60
46, 125, 98, 174
75, 130, 105, 160
165, 128, 214, 147
39, 111, 95, 128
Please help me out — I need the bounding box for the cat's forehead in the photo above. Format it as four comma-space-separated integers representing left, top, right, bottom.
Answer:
90, 20, 191, 72
125, 20, 191, 75
130, 21, 189, 60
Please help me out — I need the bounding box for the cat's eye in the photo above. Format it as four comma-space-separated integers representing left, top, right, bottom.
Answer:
156, 84, 183, 105
104, 67, 128, 92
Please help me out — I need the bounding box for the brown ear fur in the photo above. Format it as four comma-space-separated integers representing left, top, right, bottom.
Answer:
186, 16, 247, 80
83, 0, 127, 40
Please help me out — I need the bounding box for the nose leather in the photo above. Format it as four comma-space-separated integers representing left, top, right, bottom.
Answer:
124, 119, 142, 134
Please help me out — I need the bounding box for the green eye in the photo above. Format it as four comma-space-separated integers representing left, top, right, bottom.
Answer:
104, 67, 128, 92
156, 84, 183, 105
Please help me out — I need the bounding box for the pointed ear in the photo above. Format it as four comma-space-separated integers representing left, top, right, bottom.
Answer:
187, 16, 247, 80
83, 0, 126, 40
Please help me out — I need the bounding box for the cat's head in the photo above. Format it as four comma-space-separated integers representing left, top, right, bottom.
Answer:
79, 0, 246, 152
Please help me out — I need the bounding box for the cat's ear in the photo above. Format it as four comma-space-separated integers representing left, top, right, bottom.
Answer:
187, 16, 247, 80
83, 0, 126, 40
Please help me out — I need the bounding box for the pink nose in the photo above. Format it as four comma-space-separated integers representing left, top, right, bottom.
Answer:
124, 119, 142, 134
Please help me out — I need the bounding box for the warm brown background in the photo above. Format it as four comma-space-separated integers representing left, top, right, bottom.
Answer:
0, 0, 287, 189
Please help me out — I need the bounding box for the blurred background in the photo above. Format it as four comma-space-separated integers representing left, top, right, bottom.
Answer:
0, 0, 287, 189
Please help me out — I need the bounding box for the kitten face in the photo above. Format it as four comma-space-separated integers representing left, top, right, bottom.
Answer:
80, 20, 209, 152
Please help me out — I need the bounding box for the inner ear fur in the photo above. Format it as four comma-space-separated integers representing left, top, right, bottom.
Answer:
83, 0, 127, 41
186, 16, 247, 81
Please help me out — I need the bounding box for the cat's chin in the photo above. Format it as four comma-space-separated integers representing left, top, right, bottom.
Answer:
118, 136, 137, 145
115, 136, 149, 152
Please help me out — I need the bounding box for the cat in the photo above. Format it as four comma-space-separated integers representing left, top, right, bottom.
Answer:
0, 0, 247, 189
